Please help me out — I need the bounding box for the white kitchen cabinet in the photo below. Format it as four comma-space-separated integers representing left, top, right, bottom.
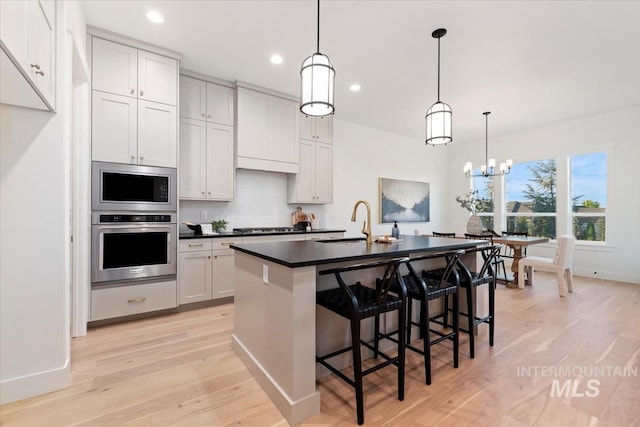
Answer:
91, 279, 177, 321
213, 248, 235, 299
179, 117, 234, 200
236, 86, 299, 173
178, 250, 213, 305
137, 100, 177, 167
180, 75, 234, 126
91, 91, 138, 164
288, 140, 333, 204
92, 37, 177, 106
92, 93, 177, 167
306, 232, 344, 241
299, 115, 332, 144
0, 0, 56, 110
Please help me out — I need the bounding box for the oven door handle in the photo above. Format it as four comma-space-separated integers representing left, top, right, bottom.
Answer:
98, 224, 173, 231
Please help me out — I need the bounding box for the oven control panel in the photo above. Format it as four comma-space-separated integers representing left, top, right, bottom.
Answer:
97, 214, 174, 223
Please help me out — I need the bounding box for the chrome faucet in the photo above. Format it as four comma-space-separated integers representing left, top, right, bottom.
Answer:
351, 200, 373, 245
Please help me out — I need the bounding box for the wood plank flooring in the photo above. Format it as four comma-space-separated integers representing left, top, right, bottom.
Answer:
1, 272, 639, 426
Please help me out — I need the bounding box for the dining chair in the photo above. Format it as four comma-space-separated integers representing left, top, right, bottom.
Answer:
464, 233, 508, 283
383, 249, 465, 385
316, 257, 408, 425
518, 235, 576, 297
432, 231, 456, 238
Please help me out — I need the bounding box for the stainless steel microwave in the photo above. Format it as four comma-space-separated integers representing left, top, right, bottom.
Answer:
92, 162, 177, 212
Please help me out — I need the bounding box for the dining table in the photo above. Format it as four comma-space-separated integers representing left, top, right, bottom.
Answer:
492, 235, 550, 288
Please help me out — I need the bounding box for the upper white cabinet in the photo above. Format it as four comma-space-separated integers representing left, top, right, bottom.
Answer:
235, 86, 299, 174
92, 38, 177, 106
179, 74, 235, 200
288, 115, 333, 204
90, 36, 179, 167
0, 0, 56, 110
180, 75, 234, 126
299, 115, 332, 144
179, 117, 234, 200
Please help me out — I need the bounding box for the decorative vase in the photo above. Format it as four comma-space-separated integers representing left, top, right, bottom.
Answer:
466, 214, 484, 234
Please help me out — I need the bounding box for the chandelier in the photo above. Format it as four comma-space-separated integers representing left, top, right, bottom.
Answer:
464, 112, 512, 177
425, 28, 452, 146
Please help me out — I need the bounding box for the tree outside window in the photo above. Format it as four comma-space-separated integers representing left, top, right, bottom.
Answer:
505, 159, 557, 238
473, 175, 494, 231
571, 152, 607, 242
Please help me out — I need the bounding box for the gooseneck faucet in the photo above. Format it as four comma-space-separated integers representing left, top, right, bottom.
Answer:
351, 200, 373, 245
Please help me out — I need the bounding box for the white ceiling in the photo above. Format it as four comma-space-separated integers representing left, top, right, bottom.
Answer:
81, 0, 640, 144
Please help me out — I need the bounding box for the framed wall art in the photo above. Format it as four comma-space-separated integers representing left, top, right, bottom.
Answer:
379, 178, 430, 223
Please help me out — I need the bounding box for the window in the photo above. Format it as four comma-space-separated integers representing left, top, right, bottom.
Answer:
505, 159, 557, 238
570, 152, 607, 242
473, 175, 494, 231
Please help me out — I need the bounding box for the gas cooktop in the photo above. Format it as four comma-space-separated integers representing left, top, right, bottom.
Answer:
233, 227, 297, 234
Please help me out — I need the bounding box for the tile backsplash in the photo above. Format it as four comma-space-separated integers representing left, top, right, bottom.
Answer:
179, 169, 327, 233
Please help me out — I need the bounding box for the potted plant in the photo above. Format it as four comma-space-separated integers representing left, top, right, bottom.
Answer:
455, 190, 484, 234
211, 219, 228, 233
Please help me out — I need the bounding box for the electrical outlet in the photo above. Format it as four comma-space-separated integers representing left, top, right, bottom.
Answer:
200, 211, 207, 220
263, 264, 269, 284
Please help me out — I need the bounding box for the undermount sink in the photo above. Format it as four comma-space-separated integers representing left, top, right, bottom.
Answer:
316, 237, 367, 244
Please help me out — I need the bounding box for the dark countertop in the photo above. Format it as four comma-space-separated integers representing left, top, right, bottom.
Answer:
231, 235, 483, 268
179, 228, 346, 240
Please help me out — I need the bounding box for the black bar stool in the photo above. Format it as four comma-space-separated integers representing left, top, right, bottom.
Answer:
425, 244, 502, 358
382, 249, 465, 385
432, 231, 456, 238
316, 257, 408, 425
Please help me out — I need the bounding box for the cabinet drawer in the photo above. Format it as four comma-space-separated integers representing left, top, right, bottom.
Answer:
211, 237, 243, 250
242, 235, 305, 243
306, 232, 344, 241
91, 280, 177, 321
179, 239, 213, 252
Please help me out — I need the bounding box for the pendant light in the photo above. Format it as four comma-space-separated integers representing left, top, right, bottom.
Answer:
425, 28, 452, 146
300, 0, 335, 117
463, 112, 513, 177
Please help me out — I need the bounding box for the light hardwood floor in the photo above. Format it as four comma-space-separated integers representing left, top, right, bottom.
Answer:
1, 272, 639, 426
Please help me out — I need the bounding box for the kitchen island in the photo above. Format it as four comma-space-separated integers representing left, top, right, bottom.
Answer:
230, 235, 483, 425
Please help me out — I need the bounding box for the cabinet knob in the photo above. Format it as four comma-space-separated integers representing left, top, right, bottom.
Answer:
139, 90, 144, 96
201, 191, 205, 195
130, 88, 135, 95
207, 114, 212, 118
208, 192, 211, 195
130, 155, 135, 162
30, 63, 41, 70
35, 70, 45, 76
201, 113, 206, 117
139, 156, 144, 163
208, 256, 211, 259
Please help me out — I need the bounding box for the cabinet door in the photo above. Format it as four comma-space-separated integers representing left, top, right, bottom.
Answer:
206, 123, 235, 200
179, 75, 206, 120
269, 97, 298, 164
92, 91, 137, 164
92, 38, 137, 98
137, 100, 177, 167
314, 116, 333, 143
213, 249, 235, 299
314, 141, 333, 203
138, 50, 177, 105
0, 0, 29, 71
294, 140, 315, 203
206, 83, 234, 125
179, 117, 207, 199
299, 114, 315, 140
28, 0, 54, 104
178, 251, 213, 304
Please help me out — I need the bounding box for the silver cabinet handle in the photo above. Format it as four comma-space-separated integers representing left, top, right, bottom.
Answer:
127, 297, 146, 303
188, 243, 204, 247
220, 242, 235, 246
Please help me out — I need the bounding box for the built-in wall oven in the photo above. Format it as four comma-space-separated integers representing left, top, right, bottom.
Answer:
91, 212, 177, 284
92, 161, 177, 212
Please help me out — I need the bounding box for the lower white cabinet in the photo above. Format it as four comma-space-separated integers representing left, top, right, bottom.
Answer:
91, 280, 177, 321
213, 248, 235, 299
179, 250, 213, 304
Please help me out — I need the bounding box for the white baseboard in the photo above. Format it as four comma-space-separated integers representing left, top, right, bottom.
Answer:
0, 360, 70, 405
572, 268, 640, 284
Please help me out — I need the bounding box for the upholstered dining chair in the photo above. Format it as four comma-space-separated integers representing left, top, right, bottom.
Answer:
518, 235, 576, 297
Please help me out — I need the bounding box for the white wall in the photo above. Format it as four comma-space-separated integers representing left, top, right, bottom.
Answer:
0, 1, 88, 404
180, 118, 449, 238
445, 106, 640, 283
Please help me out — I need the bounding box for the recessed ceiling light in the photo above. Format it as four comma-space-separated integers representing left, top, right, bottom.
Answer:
146, 11, 164, 24
349, 84, 361, 92
270, 54, 283, 65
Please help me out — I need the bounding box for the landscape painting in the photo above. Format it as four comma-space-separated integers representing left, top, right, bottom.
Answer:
379, 178, 430, 223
